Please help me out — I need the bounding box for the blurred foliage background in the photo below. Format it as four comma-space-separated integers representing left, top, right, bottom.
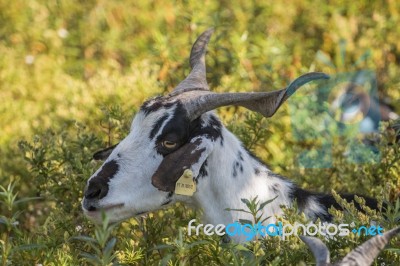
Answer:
0, 0, 399, 265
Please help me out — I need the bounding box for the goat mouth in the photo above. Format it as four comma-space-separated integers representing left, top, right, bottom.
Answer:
101, 203, 125, 211
131, 199, 173, 217
85, 203, 125, 215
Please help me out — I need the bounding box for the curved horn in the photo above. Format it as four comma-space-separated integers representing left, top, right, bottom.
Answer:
172, 28, 214, 93
299, 235, 330, 266
184, 72, 329, 120
339, 226, 400, 265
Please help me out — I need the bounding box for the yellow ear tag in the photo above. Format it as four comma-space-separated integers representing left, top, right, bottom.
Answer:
175, 169, 196, 196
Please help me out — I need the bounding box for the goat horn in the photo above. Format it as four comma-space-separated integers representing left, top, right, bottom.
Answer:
299, 235, 330, 266
183, 72, 329, 120
338, 226, 400, 265
172, 28, 214, 94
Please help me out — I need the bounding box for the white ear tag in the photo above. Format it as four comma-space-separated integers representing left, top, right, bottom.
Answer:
175, 169, 196, 196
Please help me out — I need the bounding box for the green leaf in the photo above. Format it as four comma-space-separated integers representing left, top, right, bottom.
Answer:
80, 252, 101, 264
14, 196, 42, 205
159, 254, 173, 266
241, 198, 251, 206
14, 243, 46, 252
70, 236, 97, 243
225, 208, 251, 214
260, 216, 272, 224
232, 244, 252, 252
238, 219, 253, 225
259, 196, 278, 211
187, 240, 208, 249
103, 237, 117, 256
151, 244, 174, 251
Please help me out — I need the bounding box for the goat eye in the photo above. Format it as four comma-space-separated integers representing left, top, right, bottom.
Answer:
162, 140, 177, 149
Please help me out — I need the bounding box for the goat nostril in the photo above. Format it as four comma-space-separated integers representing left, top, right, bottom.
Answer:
86, 188, 101, 199
84, 181, 109, 200
85, 184, 102, 199
87, 206, 97, 212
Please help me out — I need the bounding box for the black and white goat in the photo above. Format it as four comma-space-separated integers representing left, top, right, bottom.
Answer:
82, 29, 380, 240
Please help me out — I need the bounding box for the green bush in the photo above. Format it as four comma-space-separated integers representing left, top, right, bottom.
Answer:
1, 0, 399, 265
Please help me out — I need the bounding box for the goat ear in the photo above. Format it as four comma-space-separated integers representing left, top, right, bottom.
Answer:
151, 136, 214, 192
92, 143, 119, 160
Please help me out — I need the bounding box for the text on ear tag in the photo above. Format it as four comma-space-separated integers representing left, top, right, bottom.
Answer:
175, 169, 196, 196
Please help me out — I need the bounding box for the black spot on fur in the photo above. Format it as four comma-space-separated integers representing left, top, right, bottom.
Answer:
141, 96, 175, 114
207, 115, 224, 145
209, 115, 222, 130
238, 151, 244, 161
290, 186, 381, 222
254, 168, 260, 175
198, 160, 208, 179
194, 114, 223, 142
232, 161, 238, 178
85, 160, 119, 200
290, 187, 333, 221
94, 160, 119, 181
271, 183, 279, 194
155, 103, 191, 155
149, 114, 169, 139
140, 96, 163, 113
232, 152, 244, 177
290, 187, 312, 212
232, 170, 237, 178
235, 151, 244, 173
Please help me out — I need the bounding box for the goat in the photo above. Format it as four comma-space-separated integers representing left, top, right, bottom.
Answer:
301, 226, 400, 266
82, 29, 382, 241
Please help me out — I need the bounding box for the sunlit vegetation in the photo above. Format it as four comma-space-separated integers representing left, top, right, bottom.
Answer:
1, 1, 399, 264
